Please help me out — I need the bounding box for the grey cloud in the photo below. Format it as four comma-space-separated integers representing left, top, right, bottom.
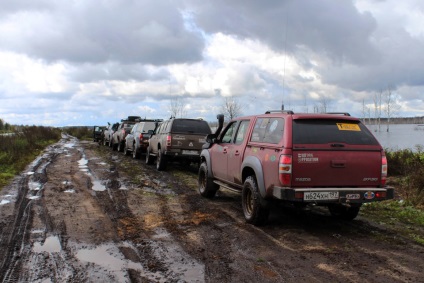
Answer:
187, 0, 379, 65
67, 63, 170, 83
319, 26, 424, 91
0, 0, 204, 65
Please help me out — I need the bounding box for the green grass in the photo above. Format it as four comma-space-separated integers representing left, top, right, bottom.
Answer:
0, 126, 61, 190
362, 200, 424, 226
362, 200, 424, 245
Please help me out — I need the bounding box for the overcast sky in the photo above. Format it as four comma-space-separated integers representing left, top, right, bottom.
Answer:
1, 0, 423, 126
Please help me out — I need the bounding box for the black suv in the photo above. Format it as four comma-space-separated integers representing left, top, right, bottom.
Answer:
146, 118, 212, 170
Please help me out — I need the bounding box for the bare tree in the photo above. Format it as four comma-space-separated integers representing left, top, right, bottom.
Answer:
373, 90, 383, 132
361, 99, 370, 124
384, 86, 401, 132
221, 96, 243, 121
168, 97, 187, 118
316, 96, 331, 113
302, 94, 309, 113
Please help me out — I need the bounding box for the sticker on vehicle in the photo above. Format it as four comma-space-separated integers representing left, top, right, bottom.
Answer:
346, 194, 360, 200
297, 153, 319, 163
174, 135, 186, 140
364, 191, 375, 199
336, 123, 361, 131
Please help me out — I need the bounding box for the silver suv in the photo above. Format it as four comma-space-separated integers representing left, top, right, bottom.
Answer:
124, 119, 162, 158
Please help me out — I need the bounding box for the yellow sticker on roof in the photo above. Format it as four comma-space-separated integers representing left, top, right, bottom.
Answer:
336, 123, 361, 131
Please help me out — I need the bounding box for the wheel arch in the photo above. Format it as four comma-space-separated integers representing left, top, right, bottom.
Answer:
242, 156, 266, 198
200, 149, 212, 178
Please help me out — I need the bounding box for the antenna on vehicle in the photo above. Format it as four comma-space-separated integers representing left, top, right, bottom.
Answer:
282, 7, 288, 113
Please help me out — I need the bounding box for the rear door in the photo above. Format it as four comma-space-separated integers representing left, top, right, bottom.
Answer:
245, 117, 284, 189
291, 119, 382, 187
170, 119, 211, 155
227, 120, 251, 184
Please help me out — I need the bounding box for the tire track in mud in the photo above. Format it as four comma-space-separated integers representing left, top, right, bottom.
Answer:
0, 143, 59, 282
2, 137, 424, 282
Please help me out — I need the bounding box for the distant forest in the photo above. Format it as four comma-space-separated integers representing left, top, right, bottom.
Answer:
362, 116, 424, 125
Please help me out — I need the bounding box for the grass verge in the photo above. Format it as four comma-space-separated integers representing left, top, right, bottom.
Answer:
0, 127, 61, 190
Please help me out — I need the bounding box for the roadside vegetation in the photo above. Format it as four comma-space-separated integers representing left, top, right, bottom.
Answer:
63, 126, 93, 140
362, 146, 424, 244
0, 124, 61, 189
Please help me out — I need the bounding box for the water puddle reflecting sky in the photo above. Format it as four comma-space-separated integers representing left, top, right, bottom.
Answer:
33, 235, 62, 253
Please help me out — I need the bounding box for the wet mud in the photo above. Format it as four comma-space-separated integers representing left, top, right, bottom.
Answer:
0, 135, 423, 282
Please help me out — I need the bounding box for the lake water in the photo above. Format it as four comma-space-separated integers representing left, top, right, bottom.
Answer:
366, 124, 424, 151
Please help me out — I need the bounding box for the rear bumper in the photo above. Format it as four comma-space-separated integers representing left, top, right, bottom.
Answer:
272, 186, 395, 204
164, 150, 201, 160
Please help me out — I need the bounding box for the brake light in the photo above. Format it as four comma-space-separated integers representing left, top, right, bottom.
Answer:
375, 191, 386, 198
381, 156, 387, 186
279, 155, 292, 186
166, 135, 171, 147
139, 133, 144, 140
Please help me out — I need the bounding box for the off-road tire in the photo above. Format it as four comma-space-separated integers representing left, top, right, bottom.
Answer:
242, 176, 270, 226
132, 144, 140, 159
118, 141, 124, 152
328, 204, 360, 221
145, 147, 154, 165
124, 143, 130, 156
198, 162, 219, 198
156, 149, 167, 171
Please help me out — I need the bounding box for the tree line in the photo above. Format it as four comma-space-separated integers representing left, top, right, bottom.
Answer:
0, 118, 13, 131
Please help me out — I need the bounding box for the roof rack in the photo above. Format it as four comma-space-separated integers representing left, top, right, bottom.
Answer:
265, 110, 294, 114
325, 112, 351, 116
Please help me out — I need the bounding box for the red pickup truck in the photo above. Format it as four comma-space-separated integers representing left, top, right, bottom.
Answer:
199, 111, 394, 225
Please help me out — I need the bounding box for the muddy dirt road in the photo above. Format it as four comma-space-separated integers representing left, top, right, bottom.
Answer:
0, 135, 423, 283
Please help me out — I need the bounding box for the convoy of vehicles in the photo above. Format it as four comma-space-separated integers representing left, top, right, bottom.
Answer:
97, 111, 395, 226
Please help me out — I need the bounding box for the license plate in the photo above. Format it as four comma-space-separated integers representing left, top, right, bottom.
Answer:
182, 150, 199, 155
304, 191, 339, 201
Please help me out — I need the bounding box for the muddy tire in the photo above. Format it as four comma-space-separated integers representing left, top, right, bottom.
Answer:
156, 149, 167, 171
146, 147, 154, 165
118, 141, 124, 152
124, 143, 130, 156
198, 162, 219, 198
132, 145, 140, 159
328, 204, 360, 221
242, 176, 269, 226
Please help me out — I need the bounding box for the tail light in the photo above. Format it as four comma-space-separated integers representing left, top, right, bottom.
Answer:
279, 155, 292, 186
166, 135, 171, 147
381, 156, 387, 186
139, 133, 144, 140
